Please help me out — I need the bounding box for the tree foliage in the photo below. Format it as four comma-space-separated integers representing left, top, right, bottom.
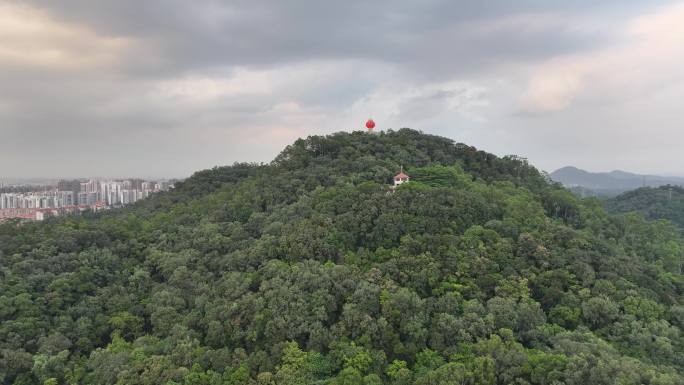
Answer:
2, 129, 684, 384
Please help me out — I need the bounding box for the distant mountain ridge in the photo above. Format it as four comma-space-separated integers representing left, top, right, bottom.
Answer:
549, 166, 684, 196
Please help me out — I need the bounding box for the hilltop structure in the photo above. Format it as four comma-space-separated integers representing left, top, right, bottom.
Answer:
393, 167, 409, 187
365, 118, 376, 132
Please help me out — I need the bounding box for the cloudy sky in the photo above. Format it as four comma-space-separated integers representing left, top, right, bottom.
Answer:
1, 0, 683, 178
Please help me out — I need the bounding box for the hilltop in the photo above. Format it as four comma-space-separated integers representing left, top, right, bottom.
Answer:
550, 166, 684, 196
606, 185, 684, 230
2, 129, 684, 385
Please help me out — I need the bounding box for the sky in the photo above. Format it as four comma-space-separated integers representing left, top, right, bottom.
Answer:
1, 0, 684, 178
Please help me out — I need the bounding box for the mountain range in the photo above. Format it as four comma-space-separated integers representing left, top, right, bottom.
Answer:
549, 166, 684, 196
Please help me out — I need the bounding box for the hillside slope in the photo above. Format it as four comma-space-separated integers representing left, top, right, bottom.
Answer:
606, 185, 684, 229
2, 129, 684, 385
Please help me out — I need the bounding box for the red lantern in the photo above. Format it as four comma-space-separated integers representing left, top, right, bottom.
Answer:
366, 119, 376, 130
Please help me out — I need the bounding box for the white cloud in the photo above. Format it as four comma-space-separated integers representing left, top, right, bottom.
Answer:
518, 1, 684, 114
155, 69, 277, 102
0, 2, 134, 70
518, 66, 583, 114
346, 81, 490, 129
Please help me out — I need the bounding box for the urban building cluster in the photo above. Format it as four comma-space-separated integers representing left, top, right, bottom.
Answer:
0, 179, 172, 221
74, 179, 170, 207
0, 190, 75, 209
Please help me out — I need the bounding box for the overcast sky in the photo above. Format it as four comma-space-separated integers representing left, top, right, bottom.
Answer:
1, 0, 683, 178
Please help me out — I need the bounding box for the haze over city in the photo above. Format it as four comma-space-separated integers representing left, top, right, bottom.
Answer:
2, 0, 684, 178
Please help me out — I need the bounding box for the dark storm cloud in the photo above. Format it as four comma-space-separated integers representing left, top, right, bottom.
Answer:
17, 0, 652, 76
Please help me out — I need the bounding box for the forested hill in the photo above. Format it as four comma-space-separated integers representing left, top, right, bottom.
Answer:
2, 129, 684, 385
606, 185, 684, 229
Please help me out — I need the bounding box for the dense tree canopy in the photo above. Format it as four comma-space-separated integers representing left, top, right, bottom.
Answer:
2, 129, 684, 384
606, 185, 684, 230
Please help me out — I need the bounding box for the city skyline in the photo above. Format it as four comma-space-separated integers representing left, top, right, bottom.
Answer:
0, 176, 182, 184
0, 177, 172, 221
